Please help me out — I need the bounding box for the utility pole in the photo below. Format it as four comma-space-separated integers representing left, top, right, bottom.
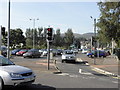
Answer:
7, 0, 10, 60
30, 18, 39, 49
111, 38, 114, 55
90, 16, 97, 65
94, 18, 97, 50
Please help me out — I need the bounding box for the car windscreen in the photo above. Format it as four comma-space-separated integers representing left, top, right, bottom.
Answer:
0, 56, 15, 66
1, 46, 7, 51
64, 51, 73, 54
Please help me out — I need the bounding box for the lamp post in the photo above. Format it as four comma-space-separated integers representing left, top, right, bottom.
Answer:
30, 18, 39, 49
90, 16, 97, 64
7, 0, 11, 60
90, 16, 97, 50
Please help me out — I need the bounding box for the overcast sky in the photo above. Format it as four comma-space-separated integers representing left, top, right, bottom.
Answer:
1, 0, 101, 34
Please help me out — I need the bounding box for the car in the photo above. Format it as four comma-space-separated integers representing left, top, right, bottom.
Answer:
71, 49, 79, 55
42, 50, 48, 56
23, 49, 42, 58
0, 55, 36, 90
56, 49, 63, 55
82, 49, 88, 54
1, 46, 7, 57
61, 50, 76, 63
50, 49, 58, 56
11, 49, 21, 55
16, 49, 28, 56
87, 50, 107, 58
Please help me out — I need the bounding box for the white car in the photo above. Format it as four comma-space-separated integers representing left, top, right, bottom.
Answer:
82, 49, 88, 54
0, 55, 36, 90
61, 50, 76, 63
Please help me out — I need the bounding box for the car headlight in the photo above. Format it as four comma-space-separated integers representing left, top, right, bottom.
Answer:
10, 73, 22, 78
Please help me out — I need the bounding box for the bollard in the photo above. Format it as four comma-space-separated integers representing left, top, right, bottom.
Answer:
79, 69, 82, 73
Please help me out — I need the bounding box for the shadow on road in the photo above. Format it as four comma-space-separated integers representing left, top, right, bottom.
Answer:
4, 84, 56, 90
63, 61, 88, 65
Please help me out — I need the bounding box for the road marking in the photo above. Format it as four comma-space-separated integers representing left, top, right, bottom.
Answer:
81, 72, 93, 75
79, 69, 93, 75
112, 81, 118, 84
69, 75, 78, 78
112, 77, 120, 79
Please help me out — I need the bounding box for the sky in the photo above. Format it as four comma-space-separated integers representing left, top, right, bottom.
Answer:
0, 0, 101, 34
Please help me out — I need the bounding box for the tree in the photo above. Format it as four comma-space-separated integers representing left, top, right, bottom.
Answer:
25, 28, 33, 48
25, 27, 46, 49
64, 28, 74, 48
97, 2, 120, 47
53, 28, 62, 47
10, 28, 25, 48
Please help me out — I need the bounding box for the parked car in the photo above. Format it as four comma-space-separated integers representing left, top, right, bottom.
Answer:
50, 49, 58, 56
56, 49, 63, 55
61, 50, 76, 63
23, 49, 42, 58
1, 46, 7, 57
82, 49, 88, 54
16, 49, 28, 56
11, 49, 21, 55
39, 49, 48, 56
87, 50, 107, 58
71, 49, 79, 55
0, 55, 36, 90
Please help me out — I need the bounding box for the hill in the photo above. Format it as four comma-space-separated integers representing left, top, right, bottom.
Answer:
61, 32, 95, 39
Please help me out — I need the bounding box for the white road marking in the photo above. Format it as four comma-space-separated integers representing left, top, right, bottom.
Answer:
79, 69, 93, 75
112, 81, 118, 84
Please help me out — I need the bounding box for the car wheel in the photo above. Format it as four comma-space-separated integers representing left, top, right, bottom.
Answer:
0, 77, 3, 90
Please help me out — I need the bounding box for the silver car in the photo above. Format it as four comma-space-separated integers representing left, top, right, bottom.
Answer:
0, 55, 36, 90
61, 50, 76, 63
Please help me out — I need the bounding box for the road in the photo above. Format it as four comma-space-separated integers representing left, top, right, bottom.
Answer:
4, 55, 119, 89
54, 54, 119, 88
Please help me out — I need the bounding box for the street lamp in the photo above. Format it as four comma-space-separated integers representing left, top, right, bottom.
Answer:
29, 18, 39, 49
90, 16, 97, 50
7, 0, 11, 59
90, 16, 97, 64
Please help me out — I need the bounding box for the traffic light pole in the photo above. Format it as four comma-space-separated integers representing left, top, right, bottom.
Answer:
47, 40, 50, 70
46, 27, 53, 70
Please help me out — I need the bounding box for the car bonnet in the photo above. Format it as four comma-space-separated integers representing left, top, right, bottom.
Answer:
0, 65, 32, 73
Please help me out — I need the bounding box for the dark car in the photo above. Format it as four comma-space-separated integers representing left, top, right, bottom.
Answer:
11, 49, 21, 55
87, 50, 107, 58
1, 46, 7, 57
23, 49, 42, 58
57, 49, 63, 55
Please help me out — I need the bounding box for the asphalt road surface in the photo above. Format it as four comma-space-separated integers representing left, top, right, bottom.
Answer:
4, 55, 119, 89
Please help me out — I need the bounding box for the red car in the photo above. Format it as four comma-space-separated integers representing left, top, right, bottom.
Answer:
16, 49, 28, 56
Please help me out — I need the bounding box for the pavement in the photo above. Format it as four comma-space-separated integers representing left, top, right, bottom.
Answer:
78, 55, 120, 78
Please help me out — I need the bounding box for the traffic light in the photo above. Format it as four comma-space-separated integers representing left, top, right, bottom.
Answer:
46, 28, 53, 41
92, 36, 96, 46
1, 27, 5, 36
